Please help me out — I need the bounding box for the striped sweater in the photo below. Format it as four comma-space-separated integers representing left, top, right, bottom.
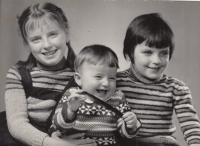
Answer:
50, 88, 140, 146
116, 65, 200, 146
5, 64, 74, 146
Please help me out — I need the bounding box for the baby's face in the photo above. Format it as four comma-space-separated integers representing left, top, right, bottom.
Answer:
79, 63, 117, 101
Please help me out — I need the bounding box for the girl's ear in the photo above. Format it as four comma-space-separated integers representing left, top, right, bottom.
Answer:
125, 55, 131, 61
24, 42, 32, 53
74, 72, 82, 86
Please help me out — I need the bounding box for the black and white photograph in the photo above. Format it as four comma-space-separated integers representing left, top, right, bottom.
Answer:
0, 0, 200, 146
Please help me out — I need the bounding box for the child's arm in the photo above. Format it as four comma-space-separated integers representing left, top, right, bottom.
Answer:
115, 91, 141, 138
173, 81, 200, 146
51, 88, 86, 133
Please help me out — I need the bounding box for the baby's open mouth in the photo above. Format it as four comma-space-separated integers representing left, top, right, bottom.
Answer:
96, 89, 108, 94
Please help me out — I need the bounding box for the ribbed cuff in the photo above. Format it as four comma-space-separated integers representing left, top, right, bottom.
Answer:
125, 118, 141, 136
61, 101, 77, 123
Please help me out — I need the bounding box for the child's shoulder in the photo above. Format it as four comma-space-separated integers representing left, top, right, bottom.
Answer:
116, 69, 134, 82
163, 74, 190, 92
117, 69, 129, 76
110, 90, 125, 100
115, 90, 124, 96
164, 74, 187, 86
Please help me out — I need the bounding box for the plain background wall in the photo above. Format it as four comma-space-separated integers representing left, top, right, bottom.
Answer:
1, 0, 200, 145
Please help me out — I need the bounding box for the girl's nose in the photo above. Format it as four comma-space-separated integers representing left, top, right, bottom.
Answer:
151, 54, 161, 64
43, 39, 52, 49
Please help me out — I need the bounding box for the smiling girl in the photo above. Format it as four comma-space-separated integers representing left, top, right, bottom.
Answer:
4, 2, 96, 146
117, 13, 200, 146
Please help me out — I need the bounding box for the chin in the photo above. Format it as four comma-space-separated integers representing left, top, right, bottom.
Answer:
147, 75, 160, 80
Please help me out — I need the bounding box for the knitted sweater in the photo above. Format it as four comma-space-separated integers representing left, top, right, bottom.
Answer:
5, 61, 74, 146
50, 88, 140, 146
116, 65, 200, 146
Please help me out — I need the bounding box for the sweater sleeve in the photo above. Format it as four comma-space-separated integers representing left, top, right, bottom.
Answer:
173, 80, 200, 146
116, 91, 141, 138
51, 88, 77, 133
5, 67, 49, 146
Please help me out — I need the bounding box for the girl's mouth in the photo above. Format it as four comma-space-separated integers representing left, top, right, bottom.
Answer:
42, 50, 57, 56
148, 66, 161, 71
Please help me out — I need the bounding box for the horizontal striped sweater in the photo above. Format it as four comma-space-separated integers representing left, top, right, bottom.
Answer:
116, 65, 200, 146
5, 64, 74, 146
50, 88, 140, 146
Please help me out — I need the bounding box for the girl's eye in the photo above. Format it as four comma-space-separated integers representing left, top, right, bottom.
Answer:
49, 33, 58, 38
31, 37, 41, 43
143, 51, 152, 55
95, 76, 102, 79
160, 51, 169, 56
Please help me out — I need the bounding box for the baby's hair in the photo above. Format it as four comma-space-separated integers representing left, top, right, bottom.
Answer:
16, 2, 75, 70
123, 13, 174, 63
74, 44, 119, 72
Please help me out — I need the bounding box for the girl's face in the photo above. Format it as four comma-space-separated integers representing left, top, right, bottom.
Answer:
133, 42, 170, 79
26, 20, 69, 66
76, 63, 117, 101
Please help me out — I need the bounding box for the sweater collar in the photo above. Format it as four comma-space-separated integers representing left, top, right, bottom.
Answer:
128, 64, 165, 84
36, 57, 67, 71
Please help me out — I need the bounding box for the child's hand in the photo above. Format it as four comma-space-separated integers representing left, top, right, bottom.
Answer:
67, 89, 87, 112
122, 111, 138, 129
51, 130, 62, 139
117, 111, 138, 129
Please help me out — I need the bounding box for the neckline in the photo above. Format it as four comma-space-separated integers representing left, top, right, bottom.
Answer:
129, 64, 164, 84
36, 57, 67, 71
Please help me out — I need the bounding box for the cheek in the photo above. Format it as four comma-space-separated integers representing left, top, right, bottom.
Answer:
110, 81, 116, 89
133, 51, 144, 64
161, 57, 169, 65
134, 57, 146, 66
29, 45, 41, 53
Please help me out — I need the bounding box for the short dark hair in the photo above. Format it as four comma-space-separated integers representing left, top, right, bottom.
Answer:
123, 13, 174, 63
75, 44, 119, 72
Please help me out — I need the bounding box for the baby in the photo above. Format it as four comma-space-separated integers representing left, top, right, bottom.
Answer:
49, 44, 141, 146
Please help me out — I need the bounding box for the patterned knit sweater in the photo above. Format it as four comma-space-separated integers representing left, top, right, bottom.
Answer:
5, 60, 74, 146
50, 88, 140, 146
116, 65, 200, 146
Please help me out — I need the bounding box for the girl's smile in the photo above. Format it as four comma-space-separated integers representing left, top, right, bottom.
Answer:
42, 49, 57, 56
133, 42, 170, 79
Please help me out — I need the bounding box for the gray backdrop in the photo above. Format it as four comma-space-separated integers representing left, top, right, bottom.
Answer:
1, 0, 200, 146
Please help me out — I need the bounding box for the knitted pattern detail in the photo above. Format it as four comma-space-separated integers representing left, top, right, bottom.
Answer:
51, 89, 140, 146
